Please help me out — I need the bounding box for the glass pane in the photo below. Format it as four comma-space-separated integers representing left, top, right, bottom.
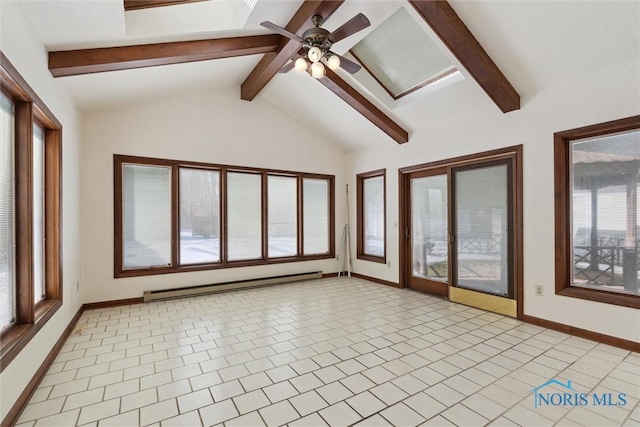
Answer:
363, 176, 384, 257
268, 176, 297, 258
122, 164, 172, 269
411, 175, 448, 282
33, 124, 45, 302
351, 7, 455, 97
227, 172, 262, 260
455, 165, 509, 296
303, 178, 329, 255
179, 168, 220, 264
0, 94, 15, 329
571, 129, 640, 295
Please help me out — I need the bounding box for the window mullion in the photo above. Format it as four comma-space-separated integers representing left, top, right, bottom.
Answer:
262, 172, 268, 260
43, 128, 61, 300
172, 165, 179, 269
221, 169, 228, 264
298, 176, 304, 256
15, 101, 34, 324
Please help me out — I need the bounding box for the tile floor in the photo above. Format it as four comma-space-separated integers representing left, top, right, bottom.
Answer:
15, 277, 640, 427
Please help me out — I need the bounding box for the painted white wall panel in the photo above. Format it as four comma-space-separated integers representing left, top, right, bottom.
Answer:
0, 2, 83, 421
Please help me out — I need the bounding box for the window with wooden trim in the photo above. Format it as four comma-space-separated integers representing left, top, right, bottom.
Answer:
357, 169, 386, 263
0, 53, 63, 371
114, 155, 335, 277
555, 116, 640, 309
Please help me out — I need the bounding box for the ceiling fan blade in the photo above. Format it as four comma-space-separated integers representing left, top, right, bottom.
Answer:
279, 61, 296, 73
260, 21, 304, 44
328, 13, 370, 44
331, 53, 362, 74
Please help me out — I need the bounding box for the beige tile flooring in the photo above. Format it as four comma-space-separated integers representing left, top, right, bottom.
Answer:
16, 277, 640, 427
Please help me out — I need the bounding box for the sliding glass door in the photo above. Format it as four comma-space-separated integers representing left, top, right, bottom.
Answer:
401, 151, 520, 318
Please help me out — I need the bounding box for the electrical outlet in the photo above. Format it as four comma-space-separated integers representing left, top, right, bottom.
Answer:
535, 285, 543, 296
387, 260, 391, 267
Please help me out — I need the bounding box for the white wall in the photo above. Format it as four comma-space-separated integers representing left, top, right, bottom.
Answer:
0, 2, 83, 421
347, 1, 640, 342
81, 89, 347, 304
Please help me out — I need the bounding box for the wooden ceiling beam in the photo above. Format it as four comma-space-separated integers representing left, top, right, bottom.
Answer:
319, 68, 409, 144
123, 0, 207, 11
48, 35, 281, 77
409, 0, 520, 113
240, 0, 345, 101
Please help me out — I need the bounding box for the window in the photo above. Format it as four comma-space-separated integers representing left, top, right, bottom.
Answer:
555, 115, 640, 308
180, 168, 220, 265
350, 7, 457, 100
114, 156, 334, 277
122, 163, 172, 269
0, 93, 15, 330
227, 172, 262, 261
357, 169, 386, 262
303, 178, 330, 255
268, 176, 297, 258
0, 52, 63, 370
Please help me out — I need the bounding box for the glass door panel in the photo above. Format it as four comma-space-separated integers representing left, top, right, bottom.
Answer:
450, 160, 515, 317
409, 171, 448, 296
454, 164, 510, 296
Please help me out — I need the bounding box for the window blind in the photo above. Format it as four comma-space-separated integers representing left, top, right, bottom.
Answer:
0, 93, 15, 328
33, 124, 45, 302
363, 176, 384, 257
268, 175, 297, 257
122, 164, 172, 269
227, 172, 262, 261
303, 178, 329, 255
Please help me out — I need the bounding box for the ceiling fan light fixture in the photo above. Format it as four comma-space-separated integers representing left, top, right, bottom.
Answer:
310, 61, 326, 78
326, 54, 340, 70
308, 47, 323, 63
294, 57, 308, 72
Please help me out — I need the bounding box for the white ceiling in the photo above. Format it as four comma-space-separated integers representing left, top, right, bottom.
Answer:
15, 0, 640, 151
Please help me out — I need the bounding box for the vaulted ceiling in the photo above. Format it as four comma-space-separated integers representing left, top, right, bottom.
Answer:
13, 0, 638, 150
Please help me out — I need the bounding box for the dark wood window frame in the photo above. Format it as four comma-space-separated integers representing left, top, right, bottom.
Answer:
0, 52, 63, 372
356, 169, 386, 263
114, 154, 335, 278
554, 115, 640, 309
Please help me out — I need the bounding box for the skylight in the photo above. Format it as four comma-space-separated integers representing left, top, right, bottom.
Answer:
351, 7, 456, 100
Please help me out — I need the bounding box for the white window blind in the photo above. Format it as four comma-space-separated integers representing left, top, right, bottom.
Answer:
227, 172, 262, 261
411, 174, 448, 282
571, 129, 640, 295
455, 165, 509, 296
33, 124, 45, 302
363, 176, 384, 257
179, 168, 221, 265
303, 178, 329, 255
1, 93, 15, 328
122, 164, 172, 269
268, 176, 297, 257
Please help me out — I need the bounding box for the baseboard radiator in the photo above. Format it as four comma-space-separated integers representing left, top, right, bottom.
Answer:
143, 271, 322, 303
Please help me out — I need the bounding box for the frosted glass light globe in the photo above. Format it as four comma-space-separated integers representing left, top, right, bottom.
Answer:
307, 47, 323, 63
310, 61, 326, 78
326, 55, 340, 70
294, 57, 308, 72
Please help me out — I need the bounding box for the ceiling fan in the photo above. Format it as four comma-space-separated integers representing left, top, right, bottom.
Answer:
260, 13, 370, 78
